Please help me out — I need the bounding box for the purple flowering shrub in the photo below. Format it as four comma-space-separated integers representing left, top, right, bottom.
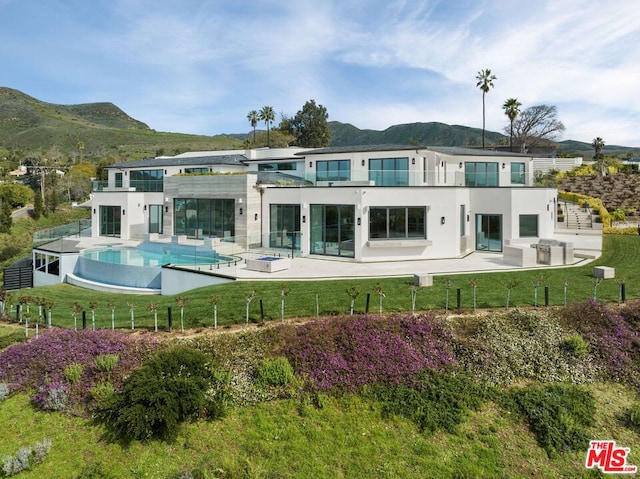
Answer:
0, 328, 159, 412
560, 300, 640, 387
284, 313, 457, 391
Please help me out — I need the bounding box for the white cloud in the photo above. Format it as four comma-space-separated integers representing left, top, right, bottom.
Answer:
1, 0, 640, 145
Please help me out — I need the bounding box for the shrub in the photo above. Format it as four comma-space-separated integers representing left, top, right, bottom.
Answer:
255, 357, 295, 387
1, 438, 51, 476
0, 382, 9, 402
502, 383, 595, 458
285, 314, 457, 391
0, 329, 158, 413
64, 362, 83, 384
95, 346, 226, 442
628, 401, 640, 432
0, 331, 26, 351
32, 381, 68, 411
373, 371, 487, 435
562, 334, 589, 359
559, 300, 640, 387
89, 380, 115, 403
453, 309, 597, 386
95, 354, 119, 374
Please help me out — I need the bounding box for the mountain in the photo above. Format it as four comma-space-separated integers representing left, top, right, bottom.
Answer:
328, 121, 506, 148
0, 87, 242, 159
1, 87, 637, 161
328, 121, 638, 158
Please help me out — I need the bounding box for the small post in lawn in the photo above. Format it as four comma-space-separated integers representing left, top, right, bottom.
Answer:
532, 274, 546, 308
616, 278, 626, 305
279, 284, 289, 323
89, 301, 98, 330
407, 281, 420, 315
175, 295, 191, 333
208, 294, 220, 329
71, 302, 83, 331
373, 283, 385, 316
245, 290, 256, 326
127, 302, 136, 330
563, 278, 569, 306
443, 280, 452, 312
346, 286, 360, 315
147, 301, 159, 332
469, 279, 478, 312
592, 277, 603, 300
45, 300, 54, 328
505, 279, 520, 309
108, 301, 116, 330
316, 293, 319, 318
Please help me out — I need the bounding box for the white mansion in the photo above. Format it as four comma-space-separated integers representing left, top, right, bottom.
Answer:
90, 144, 557, 262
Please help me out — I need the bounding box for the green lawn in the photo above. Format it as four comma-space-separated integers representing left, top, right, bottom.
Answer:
6, 234, 640, 331
1, 383, 637, 478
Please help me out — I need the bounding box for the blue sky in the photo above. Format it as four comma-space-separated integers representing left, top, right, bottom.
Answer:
2, 0, 640, 146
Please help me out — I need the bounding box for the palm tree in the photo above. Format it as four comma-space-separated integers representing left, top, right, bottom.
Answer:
259, 106, 275, 147
592, 137, 606, 175
476, 69, 497, 149
502, 98, 521, 152
247, 110, 259, 145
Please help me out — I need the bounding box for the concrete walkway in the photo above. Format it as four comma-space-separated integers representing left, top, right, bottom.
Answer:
224, 228, 603, 281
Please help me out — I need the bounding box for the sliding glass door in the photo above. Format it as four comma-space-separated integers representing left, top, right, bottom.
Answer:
475, 214, 502, 252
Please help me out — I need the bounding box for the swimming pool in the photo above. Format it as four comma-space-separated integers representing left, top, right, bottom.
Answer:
83, 242, 234, 267
73, 242, 235, 292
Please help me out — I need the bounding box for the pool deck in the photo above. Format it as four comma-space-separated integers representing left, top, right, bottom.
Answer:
61, 228, 603, 284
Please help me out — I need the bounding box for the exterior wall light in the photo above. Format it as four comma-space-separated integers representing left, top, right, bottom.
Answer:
440, 216, 445, 225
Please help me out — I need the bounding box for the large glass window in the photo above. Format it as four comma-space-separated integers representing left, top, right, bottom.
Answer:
369, 158, 409, 186
464, 162, 499, 187
511, 162, 526, 184
259, 162, 297, 171
369, 207, 426, 240
173, 198, 235, 239
519, 214, 538, 237
99, 206, 121, 237
114, 172, 123, 188
185, 167, 209, 174
316, 160, 351, 182
269, 204, 300, 250
310, 204, 355, 257
130, 169, 163, 192
35, 252, 59, 276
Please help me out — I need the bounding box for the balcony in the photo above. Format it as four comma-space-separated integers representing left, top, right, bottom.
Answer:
92, 180, 164, 192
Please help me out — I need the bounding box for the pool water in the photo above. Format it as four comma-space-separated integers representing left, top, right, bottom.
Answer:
83, 243, 233, 267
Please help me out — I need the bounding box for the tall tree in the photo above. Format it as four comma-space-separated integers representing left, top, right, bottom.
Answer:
0, 199, 12, 234
476, 68, 497, 149
591, 137, 606, 175
502, 98, 521, 152
509, 104, 565, 153
291, 100, 331, 147
247, 110, 259, 145
259, 106, 275, 148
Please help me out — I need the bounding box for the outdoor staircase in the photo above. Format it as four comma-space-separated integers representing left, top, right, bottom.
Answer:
559, 202, 593, 229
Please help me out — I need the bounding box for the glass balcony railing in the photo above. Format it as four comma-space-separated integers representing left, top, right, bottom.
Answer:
93, 170, 535, 191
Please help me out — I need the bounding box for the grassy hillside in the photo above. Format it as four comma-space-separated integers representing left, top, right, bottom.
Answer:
1, 303, 640, 478
0, 87, 244, 160
328, 121, 507, 148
